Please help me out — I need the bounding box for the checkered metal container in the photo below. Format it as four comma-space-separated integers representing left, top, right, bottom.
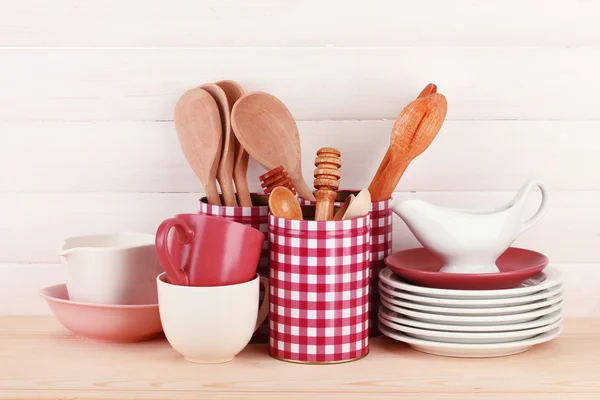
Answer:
268, 213, 371, 364
198, 194, 270, 344
299, 191, 392, 336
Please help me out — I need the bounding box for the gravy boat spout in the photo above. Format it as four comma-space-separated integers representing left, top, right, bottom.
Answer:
57, 232, 162, 305
391, 179, 550, 274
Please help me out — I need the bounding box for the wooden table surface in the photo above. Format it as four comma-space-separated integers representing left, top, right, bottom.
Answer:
0, 317, 598, 399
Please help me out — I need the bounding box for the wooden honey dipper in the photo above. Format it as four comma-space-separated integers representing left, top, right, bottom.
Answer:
313, 147, 341, 220
260, 166, 296, 195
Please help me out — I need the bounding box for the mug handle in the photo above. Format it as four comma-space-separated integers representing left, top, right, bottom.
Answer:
254, 277, 270, 331
518, 180, 550, 234
155, 217, 195, 286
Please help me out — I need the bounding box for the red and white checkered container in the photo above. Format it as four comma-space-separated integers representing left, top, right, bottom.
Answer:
268, 212, 371, 364
198, 194, 270, 344
299, 191, 392, 336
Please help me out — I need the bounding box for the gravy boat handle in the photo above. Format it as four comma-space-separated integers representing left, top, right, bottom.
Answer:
517, 179, 550, 234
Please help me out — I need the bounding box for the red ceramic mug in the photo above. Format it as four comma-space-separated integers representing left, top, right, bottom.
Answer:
155, 214, 265, 286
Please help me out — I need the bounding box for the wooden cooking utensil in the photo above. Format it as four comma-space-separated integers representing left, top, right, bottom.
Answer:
368, 94, 447, 201
417, 83, 437, 99
268, 186, 303, 220
199, 84, 238, 206
174, 87, 222, 205
342, 189, 371, 220
260, 166, 295, 195
231, 91, 316, 202
313, 147, 341, 221
333, 194, 355, 221
215, 80, 252, 207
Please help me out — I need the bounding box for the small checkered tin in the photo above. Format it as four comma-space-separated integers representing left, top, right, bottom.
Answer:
299, 191, 392, 336
198, 194, 270, 344
268, 213, 371, 363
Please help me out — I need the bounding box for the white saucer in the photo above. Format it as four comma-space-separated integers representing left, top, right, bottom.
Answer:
378, 313, 563, 344
379, 306, 563, 332
379, 289, 564, 315
379, 267, 562, 299
379, 282, 564, 308
380, 297, 563, 326
379, 322, 563, 358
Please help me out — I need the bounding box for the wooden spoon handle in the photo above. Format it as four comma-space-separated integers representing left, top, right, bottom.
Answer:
233, 149, 252, 207
314, 190, 336, 221
368, 147, 397, 201
205, 180, 222, 206
292, 178, 316, 202
217, 174, 238, 206
333, 195, 354, 221
369, 155, 412, 201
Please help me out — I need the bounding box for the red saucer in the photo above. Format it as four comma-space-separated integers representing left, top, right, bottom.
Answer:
384, 248, 549, 290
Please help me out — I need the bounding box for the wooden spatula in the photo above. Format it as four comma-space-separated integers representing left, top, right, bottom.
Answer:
231, 92, 316, 201
215, 80, 252, 207
200, 84, 238, 206
174, 88, 222, 205
368, 94, 447, 201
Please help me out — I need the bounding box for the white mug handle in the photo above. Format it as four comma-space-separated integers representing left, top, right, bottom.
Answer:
254, 277, 269, 331
519, 180, 550, 234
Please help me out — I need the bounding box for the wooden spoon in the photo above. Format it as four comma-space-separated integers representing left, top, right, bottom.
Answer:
343, 189, 371, 220
417, 83, 437, 99
174, 88, 222, 205
231, 91, 316, 201
200, 84, 238, 206
333, 194, 354, 220
268, 186, 303, 220
215, 80, 252, 207
368, 94, 447, 201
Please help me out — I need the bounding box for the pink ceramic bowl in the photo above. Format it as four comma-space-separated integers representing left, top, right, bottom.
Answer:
41, 284, 163, 343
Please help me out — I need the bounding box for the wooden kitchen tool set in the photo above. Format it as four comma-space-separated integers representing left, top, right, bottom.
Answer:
40, 81, 562, 364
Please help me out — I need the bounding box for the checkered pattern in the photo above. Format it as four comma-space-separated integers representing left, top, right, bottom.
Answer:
368, 198, 392, 336
298, 192, 393, 337
268, 214, 371, 363
198, 196, 270, 343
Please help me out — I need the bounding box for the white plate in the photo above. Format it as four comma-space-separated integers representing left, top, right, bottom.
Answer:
379, 322, 563, 358
380, 297, 563, 325
379, 289, 564, 315
379, 306, 563, 332
379, 267, 562, 299
378, 313, 563, 344
379, 282, 564, 308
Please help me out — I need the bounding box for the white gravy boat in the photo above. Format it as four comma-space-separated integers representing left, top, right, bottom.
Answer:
58, 232, 163, 304
391, 179, 550, 274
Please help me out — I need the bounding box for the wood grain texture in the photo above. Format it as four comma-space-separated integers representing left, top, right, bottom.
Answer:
369, 96, 445, 201
0, 191, 598, 264
173, 87, 222, 205
200, 84, 238, 206
231, 91, 314, 200
0, 317, 598, 399
2, 120, 599, 193
1, 0, 599, 47
1, 48, 600, 121
3, 263, 598, 317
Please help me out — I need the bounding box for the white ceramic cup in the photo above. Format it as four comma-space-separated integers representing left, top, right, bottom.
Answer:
58, 232, 163, 305
157, 272, 269, 364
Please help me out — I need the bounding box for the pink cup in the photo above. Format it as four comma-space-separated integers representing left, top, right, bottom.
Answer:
155, 214, 265, 286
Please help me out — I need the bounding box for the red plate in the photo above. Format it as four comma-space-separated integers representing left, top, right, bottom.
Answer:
384, 247, 549, 290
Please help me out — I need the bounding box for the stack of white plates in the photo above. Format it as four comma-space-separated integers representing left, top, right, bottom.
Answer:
378, 266, 564, 358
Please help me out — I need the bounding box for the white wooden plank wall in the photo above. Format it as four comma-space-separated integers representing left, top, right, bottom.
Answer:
0, 0, 598, 316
